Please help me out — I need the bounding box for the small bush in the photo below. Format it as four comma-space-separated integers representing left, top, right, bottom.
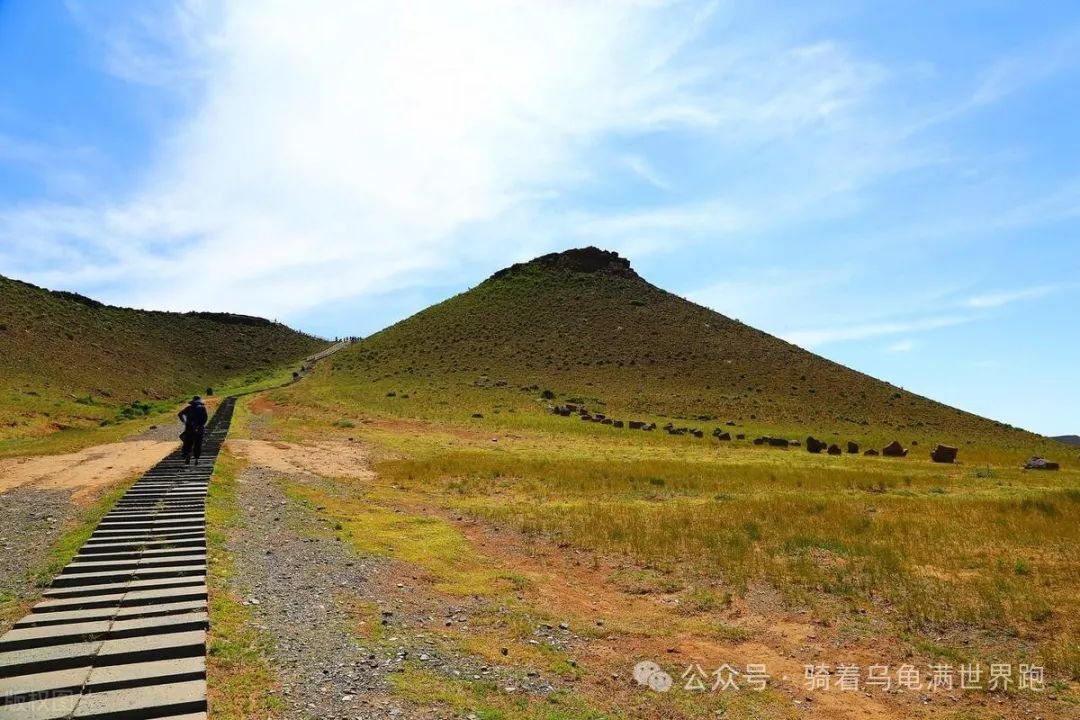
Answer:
333, 419, 356, 428
540, 389, 556, 400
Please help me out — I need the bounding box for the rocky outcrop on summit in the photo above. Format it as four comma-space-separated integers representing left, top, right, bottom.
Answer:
489, 246, 638, 282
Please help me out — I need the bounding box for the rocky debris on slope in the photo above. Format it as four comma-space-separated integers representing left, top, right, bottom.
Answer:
1024, 457, 1060, 471
930, 444, 958, 463
546, 405, 972, 464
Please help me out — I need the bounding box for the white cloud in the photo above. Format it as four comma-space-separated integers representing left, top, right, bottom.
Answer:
783, 315, 968, 348
622, 155, 673, 191
0, 1, 927, 321
963, 285, 1057, 309
884, 339, 917, 353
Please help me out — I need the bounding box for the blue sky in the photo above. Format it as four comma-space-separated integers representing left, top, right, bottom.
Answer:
0, 1, 1077, 435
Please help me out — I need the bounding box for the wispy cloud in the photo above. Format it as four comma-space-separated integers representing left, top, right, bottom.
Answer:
783, 315, 969, 348
622, 155, 673, 191
963, 285, 1057, 309
885, 339, 917, 353
0, 0, 911, 318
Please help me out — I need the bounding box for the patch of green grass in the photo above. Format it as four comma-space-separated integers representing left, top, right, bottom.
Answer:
206, 448, 284, 719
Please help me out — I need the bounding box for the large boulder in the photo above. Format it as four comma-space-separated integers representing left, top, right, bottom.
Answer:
715, 431, 731, 441
847, 441, 859, 454
612, 420, 624, 428
806, 436, 827, 454
882, 440, 908, 457
930, 445, 958, 463
736, 433, 746, 440
753, 437, 765, 446
864, 449, 879, 456
768, 437, 790, 448
1024, 457, 1060, 471
827, 444, 842, 455
628, 420, 644, 430
691, 429, 704, 438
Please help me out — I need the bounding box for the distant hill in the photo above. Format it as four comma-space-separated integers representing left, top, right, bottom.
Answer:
1053, 435, 1080, 448
0, 275, 324, 439
325, 247, 1041, 447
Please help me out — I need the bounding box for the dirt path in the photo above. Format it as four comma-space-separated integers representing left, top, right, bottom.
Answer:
0, 439, 174, 503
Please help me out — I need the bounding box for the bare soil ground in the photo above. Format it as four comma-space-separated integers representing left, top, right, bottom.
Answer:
0, 439, 173, 504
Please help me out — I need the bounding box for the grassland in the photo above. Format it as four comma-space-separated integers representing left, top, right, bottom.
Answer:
235, 363, 1079, 718
0, 274, 324, 453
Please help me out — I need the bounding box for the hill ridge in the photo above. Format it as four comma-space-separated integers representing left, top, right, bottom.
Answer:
326, 246, 1044, 450
0, 274, 324, 442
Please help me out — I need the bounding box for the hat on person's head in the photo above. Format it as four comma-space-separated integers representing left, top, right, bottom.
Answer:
191, 396, 204, 405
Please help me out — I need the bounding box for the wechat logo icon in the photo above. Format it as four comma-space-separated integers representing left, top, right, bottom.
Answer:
634, 660, 673, 692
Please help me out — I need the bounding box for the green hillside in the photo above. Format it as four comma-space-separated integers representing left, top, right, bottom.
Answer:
322, 247, 1050, 454
0, 275, 324, 443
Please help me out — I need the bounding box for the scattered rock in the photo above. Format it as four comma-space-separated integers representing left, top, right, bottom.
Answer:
827, 444, 842, 455
1024, 457, 1060, 471
847, 441, 859, 454
806, 436, 827, 453
882, 440, 908, 458
930, 444, 958, 463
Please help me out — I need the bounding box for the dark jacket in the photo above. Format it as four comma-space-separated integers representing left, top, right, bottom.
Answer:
178, 403, 208, 433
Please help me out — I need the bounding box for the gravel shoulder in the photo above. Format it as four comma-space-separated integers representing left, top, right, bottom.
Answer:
225, 464, 412, 719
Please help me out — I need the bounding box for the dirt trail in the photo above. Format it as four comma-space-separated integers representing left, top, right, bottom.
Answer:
227, 439, 374, 479
0, 440, 174, 504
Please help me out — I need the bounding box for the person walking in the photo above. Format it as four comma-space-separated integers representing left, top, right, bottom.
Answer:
178, 396, 209, 465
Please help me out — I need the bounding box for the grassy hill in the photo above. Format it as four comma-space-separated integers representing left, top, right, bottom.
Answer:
0, 274, 324, 445
319, 247, 1054, 457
